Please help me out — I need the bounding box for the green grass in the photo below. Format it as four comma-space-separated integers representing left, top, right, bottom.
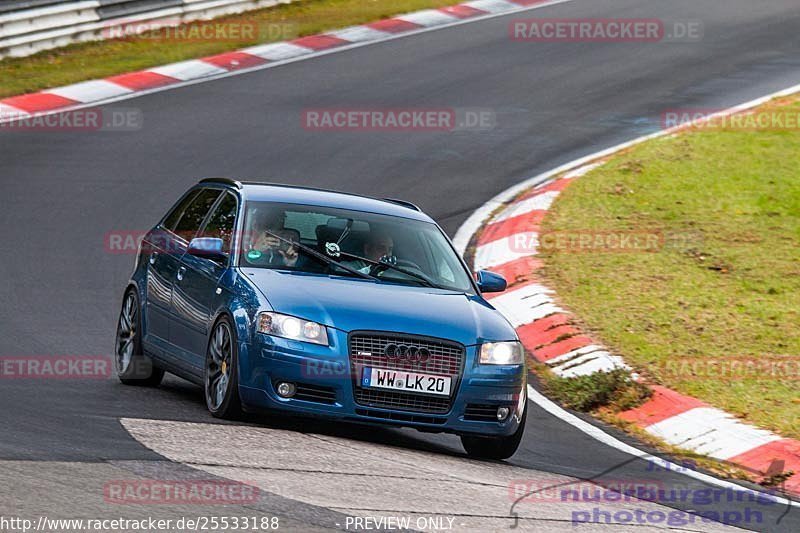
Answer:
0, 0, 465, 98
541, 367, 652, 412
540, 98, 800, 439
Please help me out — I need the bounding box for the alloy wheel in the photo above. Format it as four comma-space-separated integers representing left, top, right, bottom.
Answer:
206, 321, 232, 410
116, 292, 137, 375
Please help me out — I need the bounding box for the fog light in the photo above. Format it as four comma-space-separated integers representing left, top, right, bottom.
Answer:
276, 382, 296, 398
496, 407, 510, 421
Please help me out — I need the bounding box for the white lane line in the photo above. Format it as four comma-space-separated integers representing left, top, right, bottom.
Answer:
526, 385, 800, 509
562, 162, 603, 179
0, 0, 576, 125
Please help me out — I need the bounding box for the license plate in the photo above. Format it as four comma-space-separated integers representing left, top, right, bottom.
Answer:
361, 367, 451, 397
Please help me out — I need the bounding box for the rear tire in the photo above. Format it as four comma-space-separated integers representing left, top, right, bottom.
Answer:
115, 289, 164, 386
461, 406, 527, 460
204, 316, 243, 419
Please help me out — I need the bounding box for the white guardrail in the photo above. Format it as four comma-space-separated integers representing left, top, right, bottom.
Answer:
0, 0, 297, 59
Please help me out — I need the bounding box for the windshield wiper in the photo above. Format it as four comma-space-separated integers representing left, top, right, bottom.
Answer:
259, 230, 442, 288
259, 230, 377, 281
335, 250, 441, 289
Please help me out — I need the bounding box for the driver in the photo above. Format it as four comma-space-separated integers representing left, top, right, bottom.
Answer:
344, 230, 394, 274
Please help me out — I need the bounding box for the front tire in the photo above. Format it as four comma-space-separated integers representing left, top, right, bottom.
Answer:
461, 406, 527, 460
204, 316, 242, 419
115, 289, 164, 386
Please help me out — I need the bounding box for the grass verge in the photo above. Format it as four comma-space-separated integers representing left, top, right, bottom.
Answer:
540, 367, 651, 412
539, 96, 800, 439
0, 0, 466, 98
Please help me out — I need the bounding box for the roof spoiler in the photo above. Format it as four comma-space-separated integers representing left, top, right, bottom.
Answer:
382, 198, 421, 211
198, 177, 242, 189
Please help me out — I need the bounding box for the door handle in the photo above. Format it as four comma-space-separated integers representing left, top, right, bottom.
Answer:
149, 252, 158, 265
177, 266, 186, 281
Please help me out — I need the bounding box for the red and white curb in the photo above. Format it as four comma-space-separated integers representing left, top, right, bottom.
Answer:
455, 85, 800, 495
0, 0, 565, 123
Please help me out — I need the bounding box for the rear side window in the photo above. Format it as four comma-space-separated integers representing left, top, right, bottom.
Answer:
173, 189, 221, 240
162, 190, 200, 231
199, 192, 238, 253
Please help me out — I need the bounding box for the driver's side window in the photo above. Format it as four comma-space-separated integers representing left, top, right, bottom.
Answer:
172, 188, 221, 242
199, 192, 238, 255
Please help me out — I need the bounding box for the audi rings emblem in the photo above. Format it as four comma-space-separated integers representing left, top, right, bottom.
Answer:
384, 343, 431, 363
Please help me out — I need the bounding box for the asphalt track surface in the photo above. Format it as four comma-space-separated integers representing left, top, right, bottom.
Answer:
2, 0, 800, 531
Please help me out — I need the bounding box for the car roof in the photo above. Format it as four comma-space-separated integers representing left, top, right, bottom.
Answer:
199, 178, 434, 223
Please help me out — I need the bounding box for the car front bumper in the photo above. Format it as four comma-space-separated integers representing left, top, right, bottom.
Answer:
237, 331, 526, 437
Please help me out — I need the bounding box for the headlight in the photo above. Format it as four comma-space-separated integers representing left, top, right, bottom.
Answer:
257, 312, 329, 346
480, 341, 524, 365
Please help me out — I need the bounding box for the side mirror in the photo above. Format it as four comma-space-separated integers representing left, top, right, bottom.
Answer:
188, 237, 228, 263
475, 270, 507, 293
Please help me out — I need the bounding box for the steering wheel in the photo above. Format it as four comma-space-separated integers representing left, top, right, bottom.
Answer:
369, 258, 424, 278
396, 258, 423, 271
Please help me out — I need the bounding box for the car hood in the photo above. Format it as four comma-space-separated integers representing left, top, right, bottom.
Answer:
242, 268, 516, 345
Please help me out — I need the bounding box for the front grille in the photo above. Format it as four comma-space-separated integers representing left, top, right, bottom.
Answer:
355, 387, 451, 413
349, 332, 465, 414
350, 333, 463, 375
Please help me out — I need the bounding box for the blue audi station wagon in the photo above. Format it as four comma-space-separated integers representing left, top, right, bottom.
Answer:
116, 178, 527, 458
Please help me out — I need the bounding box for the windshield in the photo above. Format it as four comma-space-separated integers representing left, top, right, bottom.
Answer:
239, 201, 475, 293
